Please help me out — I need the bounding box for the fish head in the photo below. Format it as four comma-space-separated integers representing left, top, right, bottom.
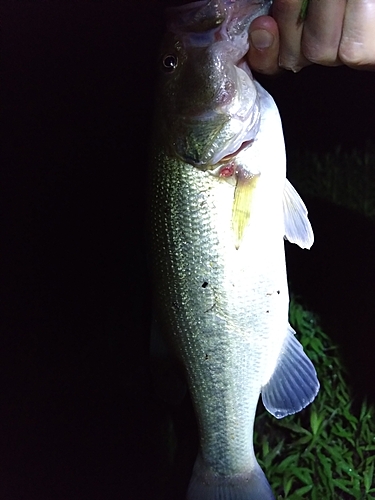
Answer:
156, 0, 270, 169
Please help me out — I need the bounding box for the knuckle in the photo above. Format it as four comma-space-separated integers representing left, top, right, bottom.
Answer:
339, 40, 367, 66
301, 31, 340, 66
303, 43, 334, 65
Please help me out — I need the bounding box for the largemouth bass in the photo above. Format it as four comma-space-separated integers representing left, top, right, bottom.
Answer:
149, 1, 320, 499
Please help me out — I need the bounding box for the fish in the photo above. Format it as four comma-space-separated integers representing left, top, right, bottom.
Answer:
148, 1, 320, 499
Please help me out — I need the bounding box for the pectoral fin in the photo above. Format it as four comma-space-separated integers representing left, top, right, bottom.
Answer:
261, 325, 320, 419
283, 179, 314, 249
232, 171, 260, 249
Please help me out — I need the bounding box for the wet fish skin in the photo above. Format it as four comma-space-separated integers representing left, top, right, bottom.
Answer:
156, 0, 272, 168
149, 1, 319, 499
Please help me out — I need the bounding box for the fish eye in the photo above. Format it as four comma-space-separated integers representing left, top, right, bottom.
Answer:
162, 54, 178, 73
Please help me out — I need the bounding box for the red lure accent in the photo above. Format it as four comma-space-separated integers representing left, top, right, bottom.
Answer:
219, 162, 235, 177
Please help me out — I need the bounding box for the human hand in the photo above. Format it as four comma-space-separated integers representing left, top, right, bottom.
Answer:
247, 0, 375, 74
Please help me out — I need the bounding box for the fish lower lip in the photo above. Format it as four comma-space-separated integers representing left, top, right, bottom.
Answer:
220, 140, 253, 162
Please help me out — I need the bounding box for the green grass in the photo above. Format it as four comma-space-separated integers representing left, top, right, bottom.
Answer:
159, 145, 375, 498
254, 298, 375, 499
253, 145, 375, 498
298, 0, 310, 24
288, 145, 375, 220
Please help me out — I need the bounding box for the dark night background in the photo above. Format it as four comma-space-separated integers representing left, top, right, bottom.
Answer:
1, 2, 375, 499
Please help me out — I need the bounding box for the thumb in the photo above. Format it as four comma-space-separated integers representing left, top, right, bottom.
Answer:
248, 16, 281, 75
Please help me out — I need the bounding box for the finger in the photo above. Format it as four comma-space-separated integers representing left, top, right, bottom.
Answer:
302, 0, 346, 65
339, 0, 375, 69
271, 0, 311, 72
248, 16, 281, 75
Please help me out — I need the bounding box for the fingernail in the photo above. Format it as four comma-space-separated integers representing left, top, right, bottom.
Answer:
250, 29, 274, 50
279, 57, 304, 73
280, 64, 302, 73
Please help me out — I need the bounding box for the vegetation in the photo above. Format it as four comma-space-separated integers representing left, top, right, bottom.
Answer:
254, 299, 375, 499
160, 147, 375, 498
288, 145, 375, 220
253, 146, 375, 498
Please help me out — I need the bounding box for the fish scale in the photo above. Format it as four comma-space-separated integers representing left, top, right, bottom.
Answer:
149, 1, 319, 498
150, 137, 287, 472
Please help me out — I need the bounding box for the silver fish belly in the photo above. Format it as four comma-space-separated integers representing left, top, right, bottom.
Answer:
149, 1, 319, 499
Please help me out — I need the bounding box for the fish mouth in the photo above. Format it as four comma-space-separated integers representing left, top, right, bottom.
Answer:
204, 63, 260, 166
218, 139, 253, 163
205, 139, 254, 180
166, 29, 261, 169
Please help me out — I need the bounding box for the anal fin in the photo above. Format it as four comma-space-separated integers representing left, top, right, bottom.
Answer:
261, 324, 320, 419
